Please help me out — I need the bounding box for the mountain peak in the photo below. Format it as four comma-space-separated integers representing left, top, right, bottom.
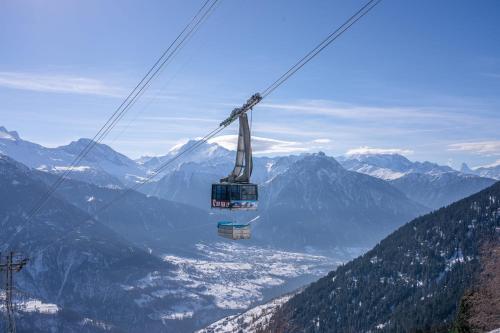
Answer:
460, 162, 473, 173
0, 126, 20, 141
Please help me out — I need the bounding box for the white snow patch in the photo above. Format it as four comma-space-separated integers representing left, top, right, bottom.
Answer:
197, 294, 293, 333
53, 165, 91, 172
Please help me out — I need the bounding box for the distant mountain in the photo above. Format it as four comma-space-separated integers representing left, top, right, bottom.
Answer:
338, 152, 453, 180
140, 140, 303, 210
32, 167, 219, 253
339, 152, 495, 209
0, 155, 189, 332
461, 161, 500, 180
264, 181, 500, 333
254, 153, 427, 251
390, 172, 496, 209
0, 126, 145, 188
137, 139, 233, 175
0, 155, 340, 332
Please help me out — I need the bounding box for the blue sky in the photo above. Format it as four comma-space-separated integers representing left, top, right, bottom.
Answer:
1, 0, 499, 168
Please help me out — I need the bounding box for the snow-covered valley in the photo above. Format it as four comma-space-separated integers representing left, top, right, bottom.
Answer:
125, 242, 355, 331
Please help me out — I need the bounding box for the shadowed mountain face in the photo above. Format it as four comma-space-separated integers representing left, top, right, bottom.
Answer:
33, 169, 220, 254
0, 155, 186, 332
390, 172, 496, 209
0, 155, 346, 333
254, 153, 428, 251
265, 181, 500, 333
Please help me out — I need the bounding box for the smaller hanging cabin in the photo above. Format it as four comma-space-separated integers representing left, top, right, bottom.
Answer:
217, 221, 251, 240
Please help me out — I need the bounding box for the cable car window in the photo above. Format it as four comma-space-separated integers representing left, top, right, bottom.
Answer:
230, 185, 240, 200
241, 185, 257, 200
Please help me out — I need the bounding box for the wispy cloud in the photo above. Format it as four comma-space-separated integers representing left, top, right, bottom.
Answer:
0, 71, 123, 97
208, 135, 331, 155
260, 99, 496, 126
448, 141, 500, 156
345, 146, 414, 156
472, 159, 500, 169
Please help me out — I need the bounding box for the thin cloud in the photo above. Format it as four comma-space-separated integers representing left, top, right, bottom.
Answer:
448, 141, 500, 156
345, 146, 414, 156
260, 99, 496, 126
0, 71, 123, 97
208, 135, 330, 155
472, 159, 500, 169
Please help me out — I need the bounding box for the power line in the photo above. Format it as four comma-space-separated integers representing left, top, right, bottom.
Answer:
261, 0, 381, 98
0, 252, 28, 333
23, 0, 220, 227
30, 0, 382, 257
33, 124, 226, 258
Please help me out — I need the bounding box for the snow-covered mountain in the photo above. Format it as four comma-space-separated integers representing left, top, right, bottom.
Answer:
139, 141, 303, 210
337, 152, 454, 180
137, 139, 233, 174
255, 153, 428, 251
0, 155, 184, 332
0, 126, 145, 188
390, 172, 496, 209
461, 161, 500, 180
338, 152, 496, 208
1, 155, 343, 332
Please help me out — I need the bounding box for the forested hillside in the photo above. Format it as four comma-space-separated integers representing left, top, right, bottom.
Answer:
264, 182, 500, 333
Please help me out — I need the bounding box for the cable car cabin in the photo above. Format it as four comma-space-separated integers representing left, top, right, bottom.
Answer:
217, 221, 251, 240
211, 183, 258, 210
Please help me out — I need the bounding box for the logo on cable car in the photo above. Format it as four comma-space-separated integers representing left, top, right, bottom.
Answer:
212, 200, 230, 208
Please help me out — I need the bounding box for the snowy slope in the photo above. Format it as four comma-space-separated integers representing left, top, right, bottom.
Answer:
197, 293, 294, 333
339, 152, 495, 209
337, 152, 453, 180
461, 161, 500, 180
0, 126, 145, 187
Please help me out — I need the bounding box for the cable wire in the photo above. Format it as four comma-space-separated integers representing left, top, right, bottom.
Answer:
23, 0, 219, 227
28, 0, 383, 257
261, 0, 381, 98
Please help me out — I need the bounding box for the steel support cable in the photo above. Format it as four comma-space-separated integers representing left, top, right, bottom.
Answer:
108, 1, 219, 145
261, 0, 381, 98
24, 0, 219, 224
27, 0, 218, 222
31, 124, 227, 258
29, 0, 382, 256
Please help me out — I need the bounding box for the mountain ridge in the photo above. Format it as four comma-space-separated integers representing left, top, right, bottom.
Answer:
263, 180, 500, 332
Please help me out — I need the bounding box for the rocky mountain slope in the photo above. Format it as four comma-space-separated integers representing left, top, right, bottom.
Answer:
0, 155, 184, 332
1, 154, 344, 332
255, 153, 427, 250
263, 181, 500, 332
462, 161, 500, 180
390, 172, 496, 209
339, 151, 496, 209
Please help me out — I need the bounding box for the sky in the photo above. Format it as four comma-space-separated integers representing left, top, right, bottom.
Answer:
1, 0, 500, 169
